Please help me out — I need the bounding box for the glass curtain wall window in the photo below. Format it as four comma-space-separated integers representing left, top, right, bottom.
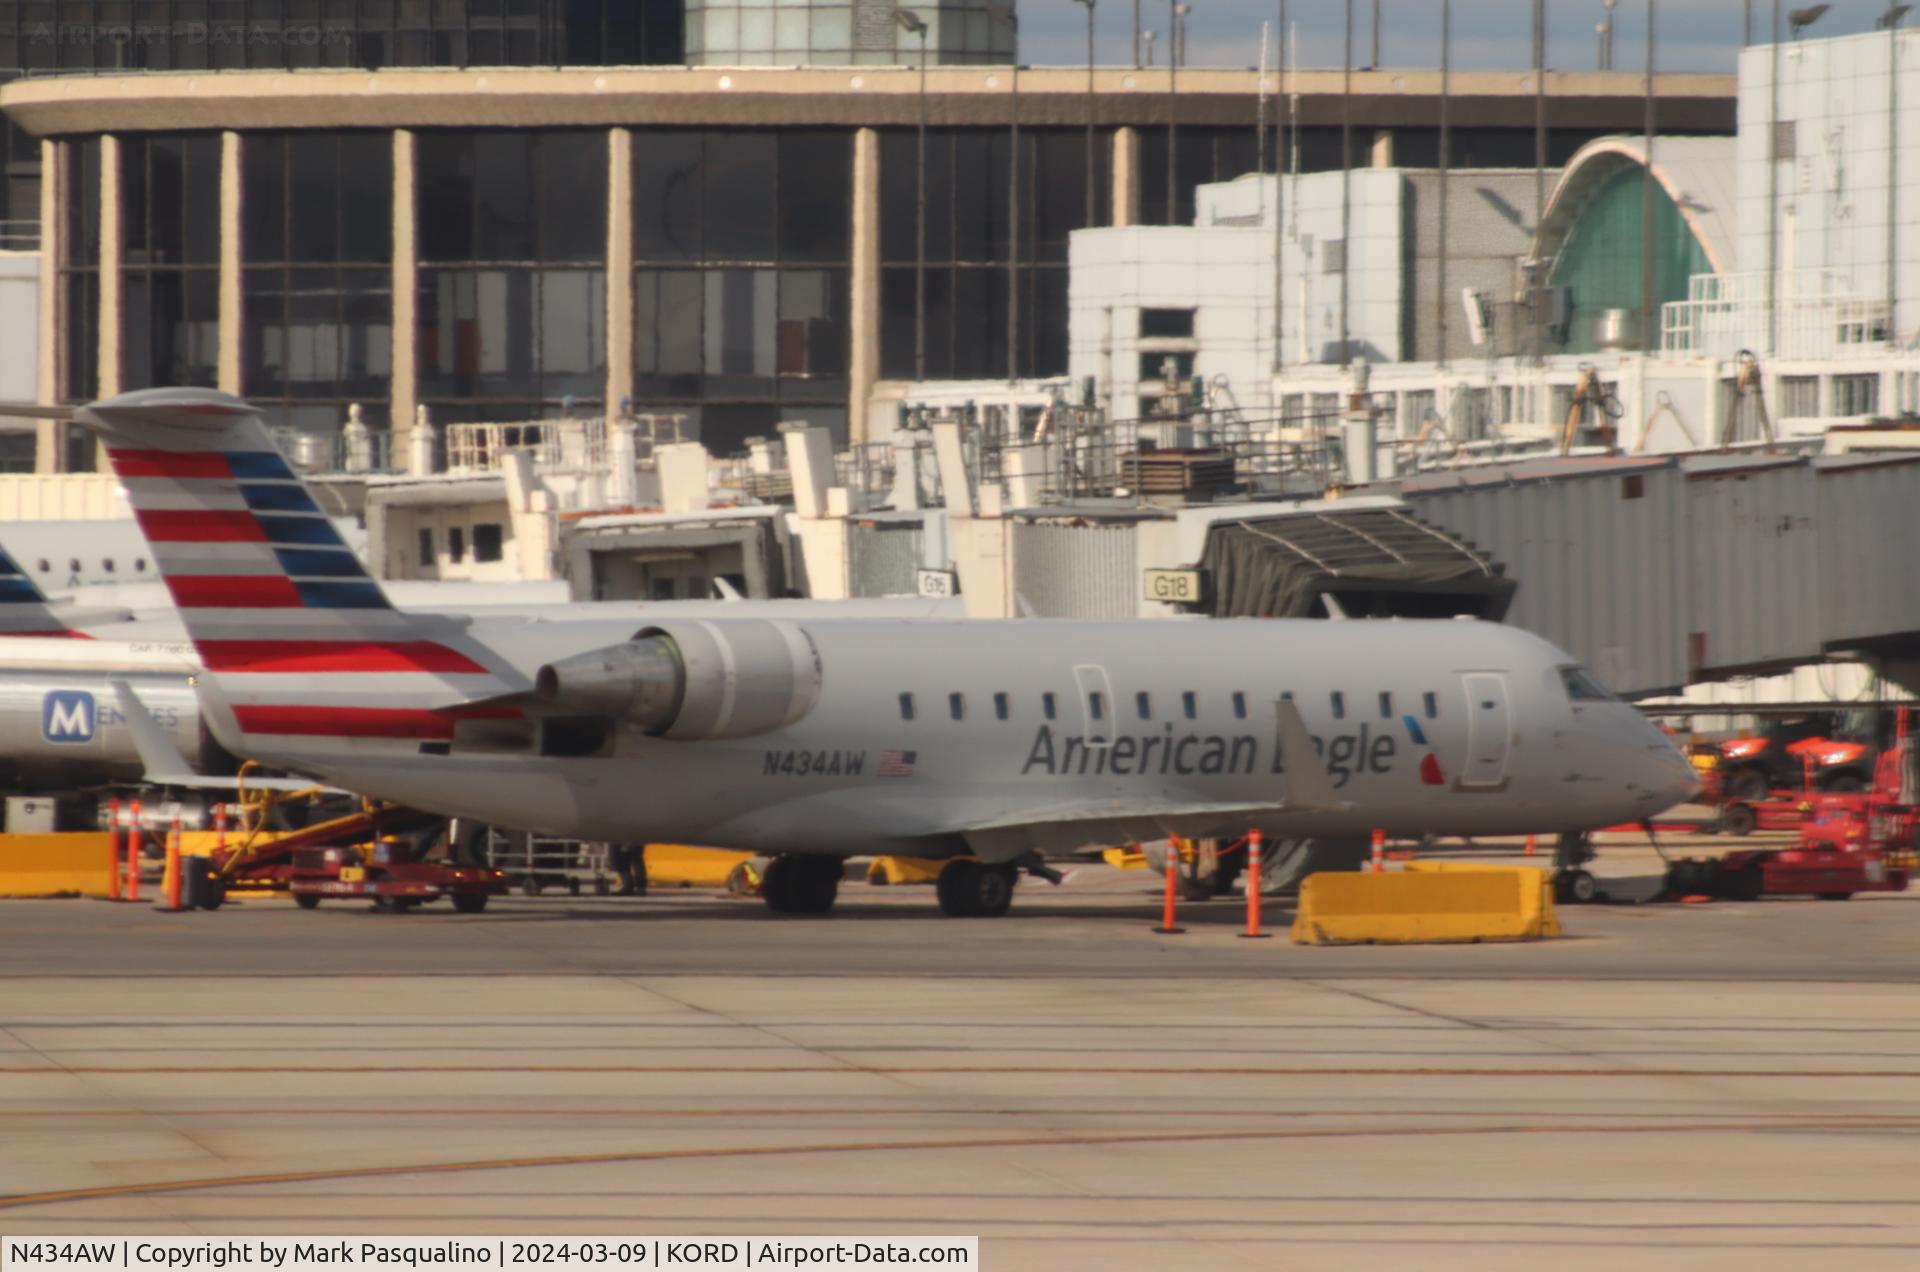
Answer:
877, 127, 1108, 384
0, 2, 681, 71
1135, 126, 1267, 228
417, 130, 608, 422
58, 136, 101, 406
631, 130, 852, 456
243, 131, 393, 440
121, 133, 221, 394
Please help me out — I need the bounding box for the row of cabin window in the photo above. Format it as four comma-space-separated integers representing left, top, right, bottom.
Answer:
898, 689, 1444, 723
30, 557, 147, 575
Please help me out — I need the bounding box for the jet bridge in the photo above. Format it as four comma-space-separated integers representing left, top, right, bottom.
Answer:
1196, 507, 1517, 621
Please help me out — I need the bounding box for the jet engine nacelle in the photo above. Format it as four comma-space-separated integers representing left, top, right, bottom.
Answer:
533, 619, 823, 740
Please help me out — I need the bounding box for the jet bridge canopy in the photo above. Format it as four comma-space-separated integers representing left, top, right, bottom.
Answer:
1197, 508, 1515, 620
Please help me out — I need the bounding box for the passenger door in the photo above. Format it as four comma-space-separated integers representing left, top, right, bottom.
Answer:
1459, 672, 1511, 788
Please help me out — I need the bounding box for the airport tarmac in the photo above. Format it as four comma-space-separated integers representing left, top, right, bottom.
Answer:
3, 837, 1919, 1269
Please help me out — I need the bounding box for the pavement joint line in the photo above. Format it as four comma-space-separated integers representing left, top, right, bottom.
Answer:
6, 1108, 1914, 1121
3, 1120, 1912, 1213
9, 1063, 1920, 1077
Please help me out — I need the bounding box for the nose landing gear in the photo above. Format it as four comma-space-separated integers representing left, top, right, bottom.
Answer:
1552, 831, 1600, 904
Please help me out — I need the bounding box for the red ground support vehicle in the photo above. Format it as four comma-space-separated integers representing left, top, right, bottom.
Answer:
288, 842, 508, 913
1666, 710, 1917, 900
1711, 712, 1885, 802
205, 790, 506, 913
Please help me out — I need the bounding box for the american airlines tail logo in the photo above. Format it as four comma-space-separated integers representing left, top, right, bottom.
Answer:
42, 689, 96, 744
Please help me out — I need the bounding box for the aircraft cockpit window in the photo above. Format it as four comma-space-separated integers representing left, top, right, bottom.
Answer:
1232, 692, 1247, 719
134, 558, 147, 573
1135, 692, 1152, 720
1423, 692, 1439, 719
34, 559, 47, 572
1331, 692, 1346, 720
948, 692, 965, 721
102, 559, 114, 573
1378, 692, 1392, 719
1560, 667, 1615, 702
899, 692, 916, 721
1181, 691, 1197, 720
1042, 692, 1058, 720
993, 692, 1009, 720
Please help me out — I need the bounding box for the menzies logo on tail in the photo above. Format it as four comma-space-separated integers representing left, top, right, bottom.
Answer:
42, 689, 96, 743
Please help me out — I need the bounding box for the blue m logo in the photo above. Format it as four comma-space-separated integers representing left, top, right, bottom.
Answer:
42, 690, 95, 744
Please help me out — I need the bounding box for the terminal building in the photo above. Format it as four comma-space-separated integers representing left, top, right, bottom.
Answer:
0, 1, 1734, 472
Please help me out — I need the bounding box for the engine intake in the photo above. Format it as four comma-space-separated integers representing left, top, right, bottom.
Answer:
532, 619, 822, 741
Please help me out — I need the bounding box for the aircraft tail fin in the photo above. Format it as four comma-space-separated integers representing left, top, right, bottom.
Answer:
80, 388, 516, 753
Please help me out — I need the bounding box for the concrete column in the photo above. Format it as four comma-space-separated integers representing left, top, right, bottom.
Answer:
35, 139, 59, 471
217, 130, 243, 395
605, 127, 633, 419
1370, 130, 1394, 167
390, 129, 418, 455
849, 127, 881, 446
97, 134, 121, 401
1111, 127, 1140, 228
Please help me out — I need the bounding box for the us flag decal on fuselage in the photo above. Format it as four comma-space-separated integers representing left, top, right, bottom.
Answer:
877, 750, 918, 777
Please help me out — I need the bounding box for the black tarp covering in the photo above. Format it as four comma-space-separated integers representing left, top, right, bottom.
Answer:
1198, 508, 1516, 620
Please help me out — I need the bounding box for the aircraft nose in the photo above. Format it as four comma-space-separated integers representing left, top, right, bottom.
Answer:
1638, 725, 1702, 810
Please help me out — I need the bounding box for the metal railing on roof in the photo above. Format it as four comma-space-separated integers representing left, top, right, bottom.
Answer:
1662, 269, 1892, 360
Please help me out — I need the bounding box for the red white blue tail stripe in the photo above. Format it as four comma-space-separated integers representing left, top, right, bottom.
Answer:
82, 388, 514, 750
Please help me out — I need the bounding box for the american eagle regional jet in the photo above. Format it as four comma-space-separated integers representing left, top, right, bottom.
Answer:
78, 388, 1698, 916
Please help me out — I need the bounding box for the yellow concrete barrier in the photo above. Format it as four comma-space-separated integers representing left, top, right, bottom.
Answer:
867, 855, 946, 886
1403, 861, 1563, 937
1292, 865, 1561, 945
647, 843, 755, 888
0, 832, 118, 898
1102, 846, 1148, 871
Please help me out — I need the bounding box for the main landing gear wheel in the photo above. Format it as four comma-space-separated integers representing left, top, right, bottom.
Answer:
450, 892, 489, 914
761, 855, 842, 914
935, 860, 1018, 917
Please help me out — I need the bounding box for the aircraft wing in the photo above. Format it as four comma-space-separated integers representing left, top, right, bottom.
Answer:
109, 679, 341, 793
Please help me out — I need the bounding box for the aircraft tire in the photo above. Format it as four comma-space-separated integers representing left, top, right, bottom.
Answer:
935, 860, 1016, 917
293, 893, 321, 910
763, 855, 840, 914
450, 893, 488, 914
1255, 836, 1370, 893
935, 860, 978, 917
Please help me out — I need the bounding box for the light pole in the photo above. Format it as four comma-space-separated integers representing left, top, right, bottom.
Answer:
1883, 3, 1908, 347
1167, 2, 1191, 225
1071, 0, 1098, 231
1134, 0, 1141, 66
1598, 0, 1617, 69
897, 8, 929, 381
1639, 0, 1654, 352
1141, 27, 1155, 65
990, 3, 1021, 379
